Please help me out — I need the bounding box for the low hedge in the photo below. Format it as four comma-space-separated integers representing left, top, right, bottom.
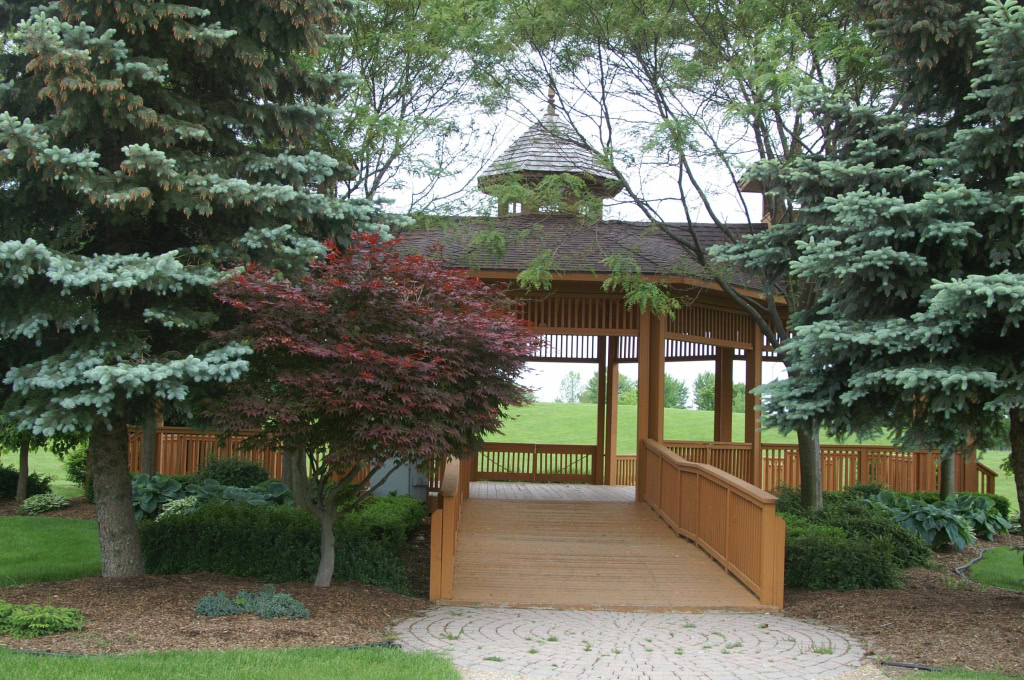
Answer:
139, 495, 425, 592
776, 485, 930, 590
195, 458, 269, 489
782, 514, 902, 590
0, 465, 51, 500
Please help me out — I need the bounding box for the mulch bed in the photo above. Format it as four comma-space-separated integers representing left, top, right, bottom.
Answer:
0, 496, 96, 520
784, 532, 1024, 676
0, 573, 427, 656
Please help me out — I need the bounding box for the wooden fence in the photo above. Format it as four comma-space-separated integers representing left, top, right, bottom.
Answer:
642, 439, 785, 608
127, 427, 283, 478
614, 442, 998, 494
429, 456, 472, 600
760, 443, 997, 494
472, 443, 598, 484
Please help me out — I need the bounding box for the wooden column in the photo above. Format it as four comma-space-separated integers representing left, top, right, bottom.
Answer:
637, 312, 666, 502
713, 347, 734, 442
744, 327, 763, 488
605, 339, 619, 485
595, 336, 607, 485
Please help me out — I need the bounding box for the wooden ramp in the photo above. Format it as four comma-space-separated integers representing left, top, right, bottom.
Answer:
449, 484, 763, 610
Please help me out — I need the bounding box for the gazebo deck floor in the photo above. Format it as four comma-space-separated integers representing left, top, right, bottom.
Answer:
448, 484, 764, 611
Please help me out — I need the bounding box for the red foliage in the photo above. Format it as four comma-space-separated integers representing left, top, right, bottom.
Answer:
210, 235, 538, 472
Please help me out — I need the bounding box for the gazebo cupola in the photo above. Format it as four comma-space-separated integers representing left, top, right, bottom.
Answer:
478, 94, 623, 218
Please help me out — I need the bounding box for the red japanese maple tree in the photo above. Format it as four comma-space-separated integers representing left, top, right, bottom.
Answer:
210, 235, 537, 586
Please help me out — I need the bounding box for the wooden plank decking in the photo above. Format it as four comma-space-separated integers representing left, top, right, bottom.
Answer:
449, 484, 763, 610
470, 481, 635, 502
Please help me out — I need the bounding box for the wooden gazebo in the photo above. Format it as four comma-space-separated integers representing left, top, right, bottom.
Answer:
400, 105, 996, 611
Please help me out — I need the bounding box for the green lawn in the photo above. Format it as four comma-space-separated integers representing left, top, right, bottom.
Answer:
977, 450, 1018, 515
0, 647, 458, 680
495, 402, 896, 453
0, 517, 101, 587
968, 546, 1024, 591
0, 446, 84, 499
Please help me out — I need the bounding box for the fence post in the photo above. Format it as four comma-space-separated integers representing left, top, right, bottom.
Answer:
859, 449, 869, 483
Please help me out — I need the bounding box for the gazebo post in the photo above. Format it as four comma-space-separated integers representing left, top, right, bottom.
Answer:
605, 338, 619, 485
713, 348, 734, 442
595, 336, 607, 485
745, 325, 763, 488
637, 311, 666, 502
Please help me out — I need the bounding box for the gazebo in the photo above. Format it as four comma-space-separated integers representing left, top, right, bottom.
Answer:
400, 104, 790, 610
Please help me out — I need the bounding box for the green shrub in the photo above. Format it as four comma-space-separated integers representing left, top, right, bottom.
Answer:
62, 448, 88, 487
840, 482, 889, 499
338, 495, 426, 554
815, 497, 931, 568
782, 514, 902, 590
195, 586, 310, 619
18, 493, 70, 516
0, 601, 85, 638
140, 503, 320, 582
196, 457, 269, 488
140, 496, 424, 592
0, 464, 51, 500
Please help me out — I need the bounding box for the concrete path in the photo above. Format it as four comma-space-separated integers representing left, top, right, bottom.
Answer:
396, 607, 866, 680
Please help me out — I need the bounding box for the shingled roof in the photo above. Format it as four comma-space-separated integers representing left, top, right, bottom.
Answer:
479, 112, 620, 191
396, 215, 768, 287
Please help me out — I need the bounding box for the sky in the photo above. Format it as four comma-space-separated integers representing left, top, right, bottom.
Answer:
520, 359, 789, 405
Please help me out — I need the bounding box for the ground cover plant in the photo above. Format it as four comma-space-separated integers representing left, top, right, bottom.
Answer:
968, 547, 1024, 591
862, 490, 1011, 551
195, 586, 309, 619
18, 493, 68, 516
0, 517, 100, 587
0, 647, 458, 680
0, 601, 84, 638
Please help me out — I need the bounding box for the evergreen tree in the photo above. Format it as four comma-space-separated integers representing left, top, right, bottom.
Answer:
716, 0, 1024, 510
0, 0, 393, 576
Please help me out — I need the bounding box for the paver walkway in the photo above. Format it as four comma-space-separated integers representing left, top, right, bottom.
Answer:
396, 607, 865, 680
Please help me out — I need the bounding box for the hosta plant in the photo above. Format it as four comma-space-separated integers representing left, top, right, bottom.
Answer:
156, 496, 201, 522
863, 491, 974, 551
18, 493, 69, 516
184, 479, 291, 506
132, 475, 186, 521
944, 494, 1012, 541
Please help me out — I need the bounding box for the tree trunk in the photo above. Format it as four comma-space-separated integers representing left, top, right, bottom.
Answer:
313, 506, 337, 587
1009, 408, 1024, 527
939, 454, 956, 500
15, 439, 29, 503
141, 406, 157, 476
796, 423, 823, 509
90, 415, 145, 578
281, 450, 294, 491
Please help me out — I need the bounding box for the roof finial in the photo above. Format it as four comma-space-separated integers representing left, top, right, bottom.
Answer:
546, 80, 556, 116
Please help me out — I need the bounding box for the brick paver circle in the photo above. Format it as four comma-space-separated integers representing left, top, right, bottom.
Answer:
396, 607, 865, 680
